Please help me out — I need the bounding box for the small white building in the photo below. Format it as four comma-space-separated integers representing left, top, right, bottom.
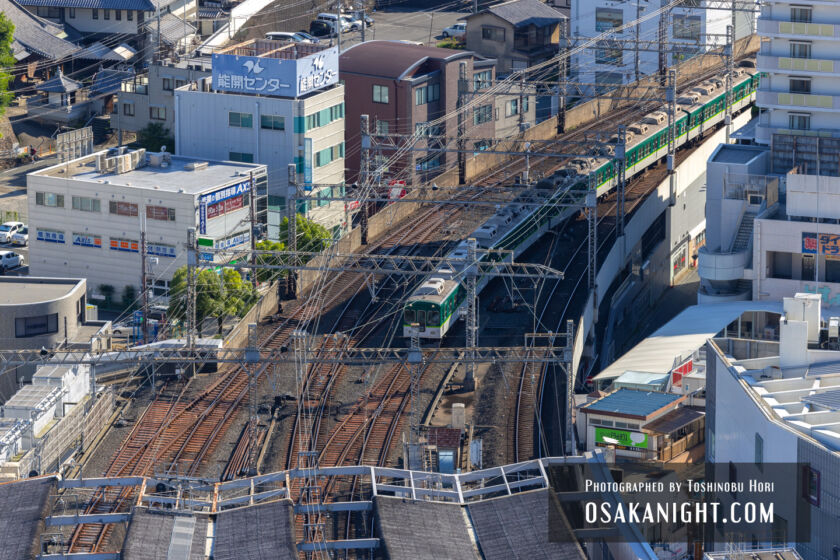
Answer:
174, 39, 347, 239
32, 364, 90, 406
27, 148, 267, 298
2, 385, 63, 437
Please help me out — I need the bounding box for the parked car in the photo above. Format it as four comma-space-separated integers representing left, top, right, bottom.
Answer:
309, 20, 336, 37
0, 250, 24, 271
0, 221, 24, 243
112, 317, 159, 338
316, 13, 352, 33
265, 31, 313, 43
294, 30, 321, 43
441, 22, 466, 38
11, 226, 28, 246
342, 10, 373, 27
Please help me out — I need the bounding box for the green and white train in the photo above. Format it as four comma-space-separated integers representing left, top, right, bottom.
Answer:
403, 65, 760, 339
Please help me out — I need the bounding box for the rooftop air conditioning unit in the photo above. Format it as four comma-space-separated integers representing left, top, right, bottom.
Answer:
185, 161, 209, 171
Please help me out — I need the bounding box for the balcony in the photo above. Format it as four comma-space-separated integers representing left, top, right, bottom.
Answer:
121, 77, 149, 95
758, 19, 839, 39
698, 246, 749, 282
756, 89, 840, 111
757, 54, 838, 75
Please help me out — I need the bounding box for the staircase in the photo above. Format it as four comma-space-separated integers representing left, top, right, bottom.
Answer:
730, 211, 757, 253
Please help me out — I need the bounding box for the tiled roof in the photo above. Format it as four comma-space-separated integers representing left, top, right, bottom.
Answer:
0, 477, 55, 560
19, 0, 155, 11
1, 0, 80, 60
482, 0, 566, 27
580, 388, 682, 418
35, 70, 83, 93
90, 68, 133, 96
213, 501, 297, 560
75, 41, 128, 61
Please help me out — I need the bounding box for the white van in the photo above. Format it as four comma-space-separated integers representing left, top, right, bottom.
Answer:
316, 13, 354, 32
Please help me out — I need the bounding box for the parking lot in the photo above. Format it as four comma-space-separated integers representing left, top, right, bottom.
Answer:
336, 9, 465, 49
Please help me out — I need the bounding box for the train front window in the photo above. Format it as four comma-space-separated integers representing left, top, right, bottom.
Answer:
430, 310, 441, 325
405, 309, 416, 324
417, 310, 426, 326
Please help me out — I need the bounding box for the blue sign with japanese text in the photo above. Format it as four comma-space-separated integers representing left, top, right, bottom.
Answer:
211, 46, 338, 98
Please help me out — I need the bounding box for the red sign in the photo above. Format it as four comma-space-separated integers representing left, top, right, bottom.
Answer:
345, 200, 360, 211
207, 194, 244, 219
671, 359, 693, 388
387, 179, 407, 203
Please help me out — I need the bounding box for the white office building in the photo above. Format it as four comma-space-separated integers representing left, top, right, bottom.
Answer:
27, 148, 267, 297
706, 294, 840, 558
174, 39, 348, 239
700, 0, 840, 305
571, 0, 754, 91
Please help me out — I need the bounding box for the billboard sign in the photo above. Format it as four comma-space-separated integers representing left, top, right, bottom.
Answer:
303, 137, 313, 188
803, 232, 840, 256
212, 46, 338, 98
594, 427, 649, 450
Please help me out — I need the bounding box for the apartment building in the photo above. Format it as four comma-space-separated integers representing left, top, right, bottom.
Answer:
113, 57, 212, 138
174, 40, 347, 238
27, 148, 267, 296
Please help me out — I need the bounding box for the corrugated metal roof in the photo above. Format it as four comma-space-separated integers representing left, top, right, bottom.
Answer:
0, 477, 55, 560
19, 0, 154, 11
643, 407, 704, 434
482, 0, 566, 27
213, 501, 297, 560
580, 388, 681, 417
614, 371, 670, 386
340, 40, 469, 80
802, 388, 840, 412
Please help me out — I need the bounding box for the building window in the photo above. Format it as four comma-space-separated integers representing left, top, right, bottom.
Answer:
481, 26, 505, 42
175, 79, 185, 88
473, 104, 493, 125
68, 8, 75, 17
375, 120, 389, 134
162, 78, 174, 91
315, 142, 344, 167
754, 433, 763, 470
15, 314, 58, 338
415, 83, 440, 105
506, 97, 529, 117
373, 84, 389, 104
673, 15, 701, 40
790, 41, 811, 59
149, 106, 166, 120
595, 7, 622, 31
115, 9, 121, 20
261, 114, 285, 130
789, 113, 810, 130
127, 9, 133, 20
304, 103, 343, 131
92, 8, 98, 19
417, 154, 442, 171
473, 70, 492, 91
146, 205, 176, 221
228, 111, 253, 128
109, 200, 139, 216
104, 9, 110, 19
802, 466, 820, 506
72, 196, 101, 212
473, 139, 491, 152
36, 6, 60, 17
123, 103, 135, 116
790, 77, 811, 94
229, 151, 254, 163
35, 192, 64, 208
110, 237, 139, 252
791, 6, 812, 23
595, 41, 623, 65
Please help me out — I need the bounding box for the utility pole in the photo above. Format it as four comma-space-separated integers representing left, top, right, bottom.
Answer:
457, 62, 468, 185
725, 24, 734, 144
557, 26, 567, 134
473, 0, 478, 14
518, 76, 526, 132
336, 3, 342, 53
657, 6, 669, 86
186, 227, 197, 379
286, 164, 298, 299
249, 171, 257, 289
616, 124, 627, 238
361, 7, 366, 42
246, 323, 259, 475
140, 221, 149, 344
409, 325, 423, 445
667, 69, 677, 206
634, 0, 641, 83
360, 115, 370, 245
563, 320, 575, 455
464, 238, 478, 392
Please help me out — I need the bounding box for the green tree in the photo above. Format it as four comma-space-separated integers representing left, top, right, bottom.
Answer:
122, 285, 138, 310
255, 239, 286, 283
168, 266, 256, 336
0, 14, 15, 126
277, 214, 331, 253
136, 122, 174, 152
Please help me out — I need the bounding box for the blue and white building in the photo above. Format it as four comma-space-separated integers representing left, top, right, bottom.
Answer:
174, 39, 347, 238
27, 147, 266, 297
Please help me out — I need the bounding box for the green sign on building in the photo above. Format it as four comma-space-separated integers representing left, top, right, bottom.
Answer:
594, 427, 649, 449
